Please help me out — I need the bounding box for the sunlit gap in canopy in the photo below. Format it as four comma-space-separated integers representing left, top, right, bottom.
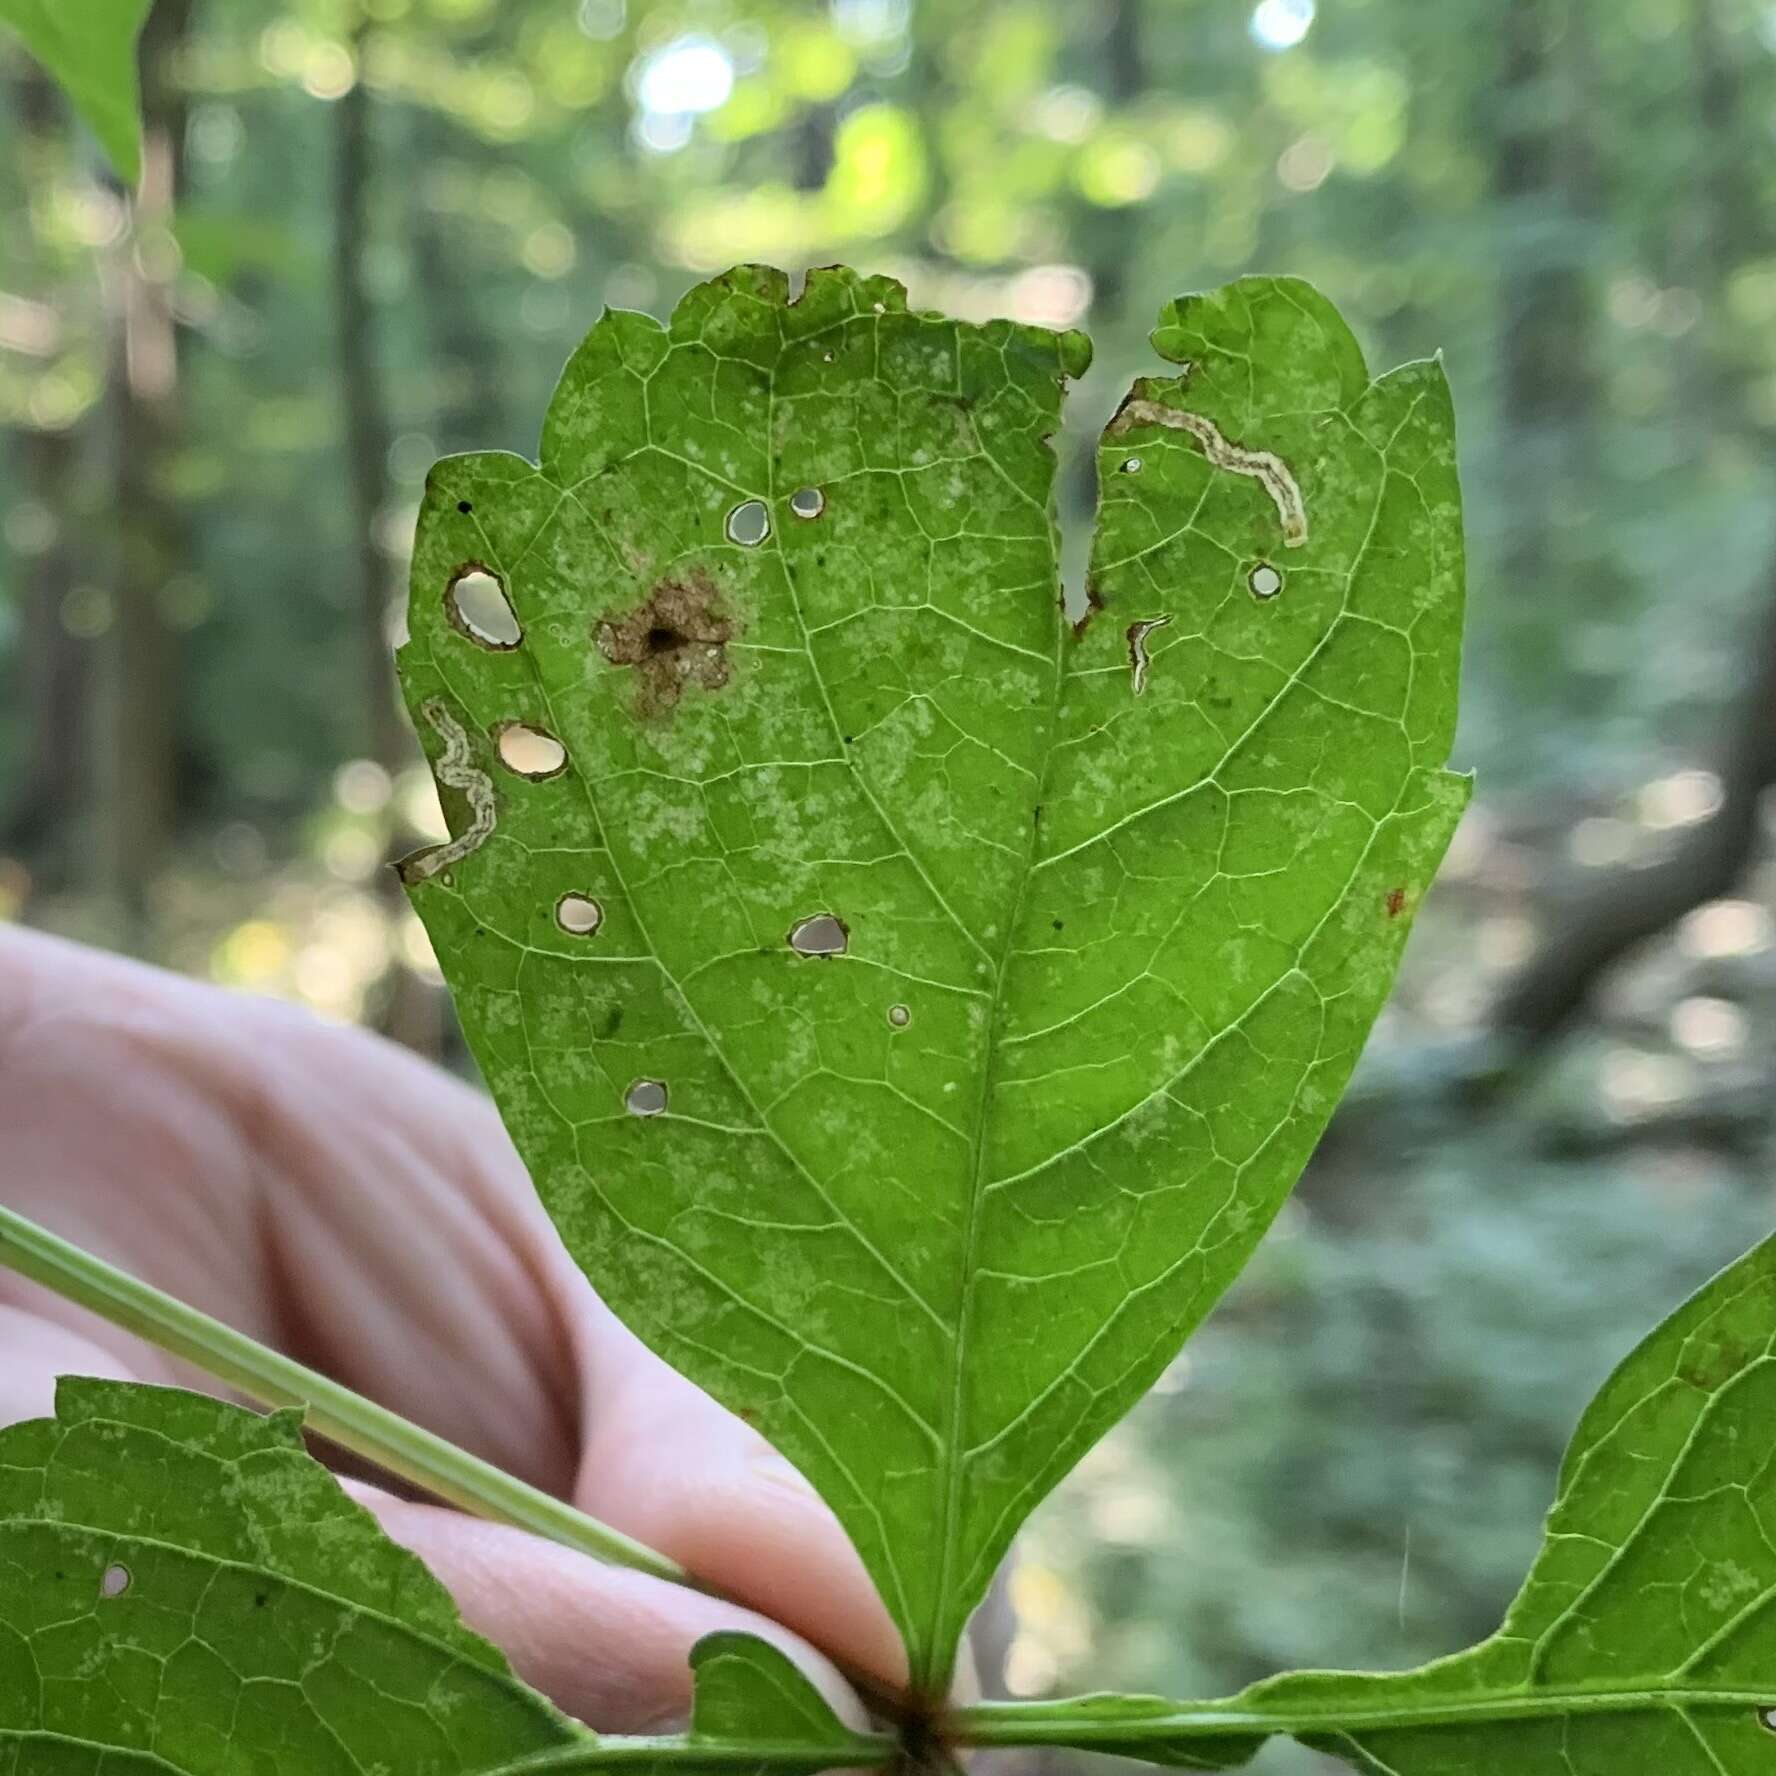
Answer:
1250, 0, 1315, 52
631, 33, 736, 154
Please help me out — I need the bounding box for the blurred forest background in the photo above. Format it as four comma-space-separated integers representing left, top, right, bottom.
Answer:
5, 0, 1776, 1769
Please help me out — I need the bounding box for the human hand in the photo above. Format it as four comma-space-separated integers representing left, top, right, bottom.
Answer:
0, 924, 915, 1730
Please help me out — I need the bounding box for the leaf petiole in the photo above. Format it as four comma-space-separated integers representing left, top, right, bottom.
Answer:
0, 1201, 695, 1591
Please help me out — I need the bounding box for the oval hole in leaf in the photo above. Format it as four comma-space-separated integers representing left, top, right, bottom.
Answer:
789, 486, 826, 519
556, 893, 603, 936
497, 722, 568, 779
447, 567, 522, 648
625, 1078, 667, 1116
1760, 1708, 1776, 1735
887, 1003, 911, 1028
789, 914, 848, 957
725, 500, 771, 546
100, 1563, 131, 1599
1119, 456, 1142, 474
1249, 562, 1284, 600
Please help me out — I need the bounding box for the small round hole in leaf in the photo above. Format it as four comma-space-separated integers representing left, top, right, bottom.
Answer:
789, 913, 848, 957
725, 500, 771, 546
1249, 562, 1284, 600
1759, 1707, 1776, 1735
100, 1563, 131, 1599
447, 566, 522, 648
625, 1078, 667, 1117
497, 722, 567, 779
789, 486, 826, 520
556, 893, 603, 936
1119, 456, 1142, 475
887, 1003, 911, 1028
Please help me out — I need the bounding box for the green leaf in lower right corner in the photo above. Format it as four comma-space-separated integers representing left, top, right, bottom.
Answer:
0, 0, 150, 184
961, 1231, 1776, 1773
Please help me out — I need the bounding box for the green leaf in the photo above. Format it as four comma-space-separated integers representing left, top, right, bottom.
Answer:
956, 1233, 1776, 1771
686, 1633, 891, 1770
0, 0, 151, 185
0, 1379, 893, 1776
398, 265, 1466, 1694
0, 1376, 585, 1772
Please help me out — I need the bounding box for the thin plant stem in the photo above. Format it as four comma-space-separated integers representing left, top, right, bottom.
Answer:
0, 1201, 693, 1590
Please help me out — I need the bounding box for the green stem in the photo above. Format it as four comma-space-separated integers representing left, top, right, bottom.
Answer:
489, 1738, 896, 1775
0, 1202, 692, 1590
950, 1685, 1776, 1750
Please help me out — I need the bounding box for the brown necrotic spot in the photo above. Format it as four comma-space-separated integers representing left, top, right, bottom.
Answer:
596, 570, 736, 718
446, 563, 522, 649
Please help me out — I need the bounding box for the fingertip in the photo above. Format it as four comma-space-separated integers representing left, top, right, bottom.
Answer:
343, 1482, 868, 1733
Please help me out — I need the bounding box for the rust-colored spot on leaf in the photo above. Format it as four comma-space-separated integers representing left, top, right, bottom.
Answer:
596, 569, 736, 717
1385, 886, 1407, 919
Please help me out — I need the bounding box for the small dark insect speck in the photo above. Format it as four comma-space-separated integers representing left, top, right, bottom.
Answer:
1052, 919, 1064, 931
457, 500, 472, 514
254, 1592, 269, 1608
1385, 887, 1407, 918
842, 734, 854, 744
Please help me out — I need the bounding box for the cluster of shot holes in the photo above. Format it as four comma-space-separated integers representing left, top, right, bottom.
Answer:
445, 503, 909, 1130
1113, 459, 1283, 602
723, 485, 826, 546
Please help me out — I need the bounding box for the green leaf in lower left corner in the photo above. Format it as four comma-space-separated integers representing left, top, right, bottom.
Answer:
0, 1376, 584, 1773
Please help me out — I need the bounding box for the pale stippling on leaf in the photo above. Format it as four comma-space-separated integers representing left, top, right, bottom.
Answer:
0, 1380, 889, 1775
0, 0, 152, 184
0, 1378, 585, 1772
15, 265, 1765, 1776
397, 263, 1467, 1701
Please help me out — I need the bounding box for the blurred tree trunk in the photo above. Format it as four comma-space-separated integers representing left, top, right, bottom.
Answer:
3, 65, 88, 884
1492, 0, 1595, 594
1494, 549, 1776, 1049
336, 22, 444, 1055
407, 109, 505, 454
333, 13, 401, 774
1688, 0, 1766, 423
97, 0, 194, 928
1091, 0, 1145, 321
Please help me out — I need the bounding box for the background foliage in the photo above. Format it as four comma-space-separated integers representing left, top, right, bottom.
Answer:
4, 1, 1776, 1770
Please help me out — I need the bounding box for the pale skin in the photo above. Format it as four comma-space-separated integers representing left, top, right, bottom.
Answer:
0, 923, 940, 1731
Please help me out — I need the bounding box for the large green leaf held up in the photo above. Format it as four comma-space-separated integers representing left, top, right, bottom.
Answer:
968, 1231, 1776, 1773
398, 264, 1468, 1696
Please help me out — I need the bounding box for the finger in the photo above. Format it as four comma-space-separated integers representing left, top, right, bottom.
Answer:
0, 924, 585, 1492
573, 1310, 919, 1697
0, 1307, 149, 1428
344, 1479, 870, 1733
